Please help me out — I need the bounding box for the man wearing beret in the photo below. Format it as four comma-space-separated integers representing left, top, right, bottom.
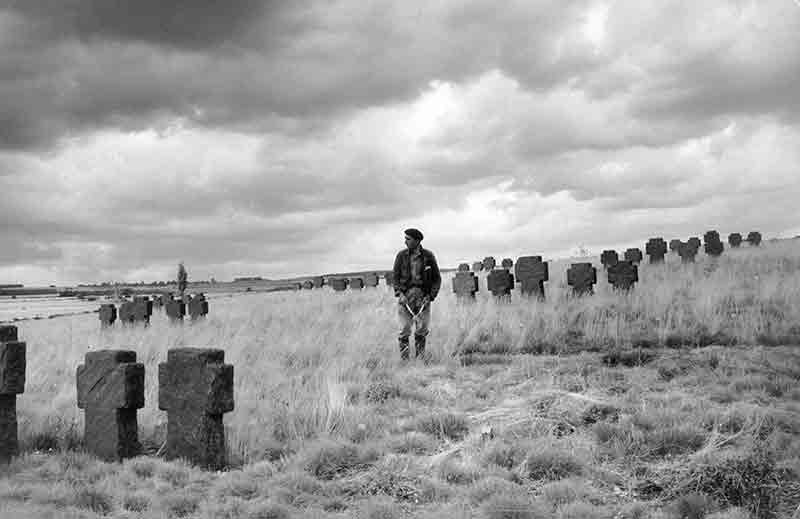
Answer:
393, 228, 441, 361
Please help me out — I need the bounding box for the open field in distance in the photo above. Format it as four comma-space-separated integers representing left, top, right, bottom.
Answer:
2, 240, 800, 518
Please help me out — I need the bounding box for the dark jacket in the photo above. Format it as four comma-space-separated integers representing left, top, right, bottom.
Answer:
393, 247, 441, 301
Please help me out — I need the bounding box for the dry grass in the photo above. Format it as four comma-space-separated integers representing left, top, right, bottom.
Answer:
2, 240, 800, 517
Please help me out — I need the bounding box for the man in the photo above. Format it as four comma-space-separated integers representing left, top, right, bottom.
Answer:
393, 228, 441, 360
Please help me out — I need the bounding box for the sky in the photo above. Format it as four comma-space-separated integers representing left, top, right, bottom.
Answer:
1, 0, 799, 285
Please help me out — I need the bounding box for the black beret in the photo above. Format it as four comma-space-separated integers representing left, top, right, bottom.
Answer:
404, 228, 424, 241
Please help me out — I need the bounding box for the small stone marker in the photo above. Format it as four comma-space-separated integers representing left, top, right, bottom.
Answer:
331, 278, 348, 291
311, 276, 324, 288
99, 304, 117, 327
472, 261, 483, 273
364, 273, 379, 287
158, 348, 234, 470
350, 277, 364, 290
515, 256, 548, 299
704, 230, 724, 256
624, 248, 643, 264
728, 233, 742, 248
567, 263, 597, 296
482, 257, 496, 271
645, 238, 667, 264
501, 258, 513, 270
607, 260, 638, 291
188, 294, 209, 320
452, 271, 479, 300
76, 350, 144, 461
486, 269, 514, 298
0, 325, 25, 463
166, 297, 186, 322
678, 241, 698, 263
747, 231, 762, 246
669, 239, 682, 253
302, 280, 313, 290
600, 250, 619, 269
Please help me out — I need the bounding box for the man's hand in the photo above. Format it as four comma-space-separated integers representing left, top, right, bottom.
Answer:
398, 293, 408, 305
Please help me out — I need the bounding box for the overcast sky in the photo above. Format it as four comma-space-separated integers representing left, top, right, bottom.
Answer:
1, 1, 799, 285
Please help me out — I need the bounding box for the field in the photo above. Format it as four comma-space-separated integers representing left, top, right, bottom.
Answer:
2, 241, 800, 518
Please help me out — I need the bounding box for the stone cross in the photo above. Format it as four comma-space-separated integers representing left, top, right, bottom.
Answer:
669, 239, 682, 253
99, 304, 117, 327
567, 263, 597, 296
331, 278, 348, 291
302, 280, 313, 290
158, 348, 234, 470
482, 257, 496, 271
624, 248, 643, 264
600, 250, 619, 269
501, 258, 513, 270
76, 350, 144, 461
487, 269, 513, 298
704, 230, 724, 257
166, 298, 186, 322
0, 325, 25, 463
645, 238, 667, 264
515, 256, 548, 299
188, 294, 209, 320
728, 233, 742, 248
678, 241, 698, 263
452, 271, 479, 300
747, 231, 762, 246
607, 260, 638, 291
457, 263, 470, 272
349, 277, 364, 290
472, 261, 483, 273
364, 273, 379, 288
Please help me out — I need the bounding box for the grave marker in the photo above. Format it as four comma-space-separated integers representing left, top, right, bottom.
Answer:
302, 280, 313, 290
728, 233, 742, 248
624, 248, 643, 264
747, 231, 762, 246
364, 273, 379, 288
482, 257, 496, 271
331, 278, 348, 291
166, 298, 186, 322
452, 271, 479, 300
704, 230, 724, 257
567, 263, 597, 296
76, 350, 144, 461
669, 239, 682, 253
119, 300, 136, 325
515, 256, 548, 299
311, 276, 324, 288
350, 277, 364, 290
187, 294, 209, 320
678, 241, 698, 263
486, 269, 513, 298
0, 325, 24, 463
99, 304, 117, 327
600, 250, 619, 269
457, 263, 470, 272
158, 348, 234, 470
687, 237, 701, 251
645, 238, 668, 264
607, 260, 638, 291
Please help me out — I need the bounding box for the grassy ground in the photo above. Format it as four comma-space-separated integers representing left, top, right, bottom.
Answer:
2, 241, 800, 518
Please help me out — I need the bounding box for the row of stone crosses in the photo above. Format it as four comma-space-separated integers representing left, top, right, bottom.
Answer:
98, 293, 209, 327
287, 230, 762, 299
0, 324, 232, 470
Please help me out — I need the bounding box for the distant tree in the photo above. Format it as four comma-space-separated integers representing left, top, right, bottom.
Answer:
177, 262, 188, 298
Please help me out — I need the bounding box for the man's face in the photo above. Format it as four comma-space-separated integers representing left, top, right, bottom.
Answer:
405, 235, 420, 250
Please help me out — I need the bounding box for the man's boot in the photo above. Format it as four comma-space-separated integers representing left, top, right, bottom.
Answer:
399, 338, 410, 360
414, 335, 426, 361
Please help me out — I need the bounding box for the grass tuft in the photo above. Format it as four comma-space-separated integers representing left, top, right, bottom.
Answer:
414, 412, 469, 441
